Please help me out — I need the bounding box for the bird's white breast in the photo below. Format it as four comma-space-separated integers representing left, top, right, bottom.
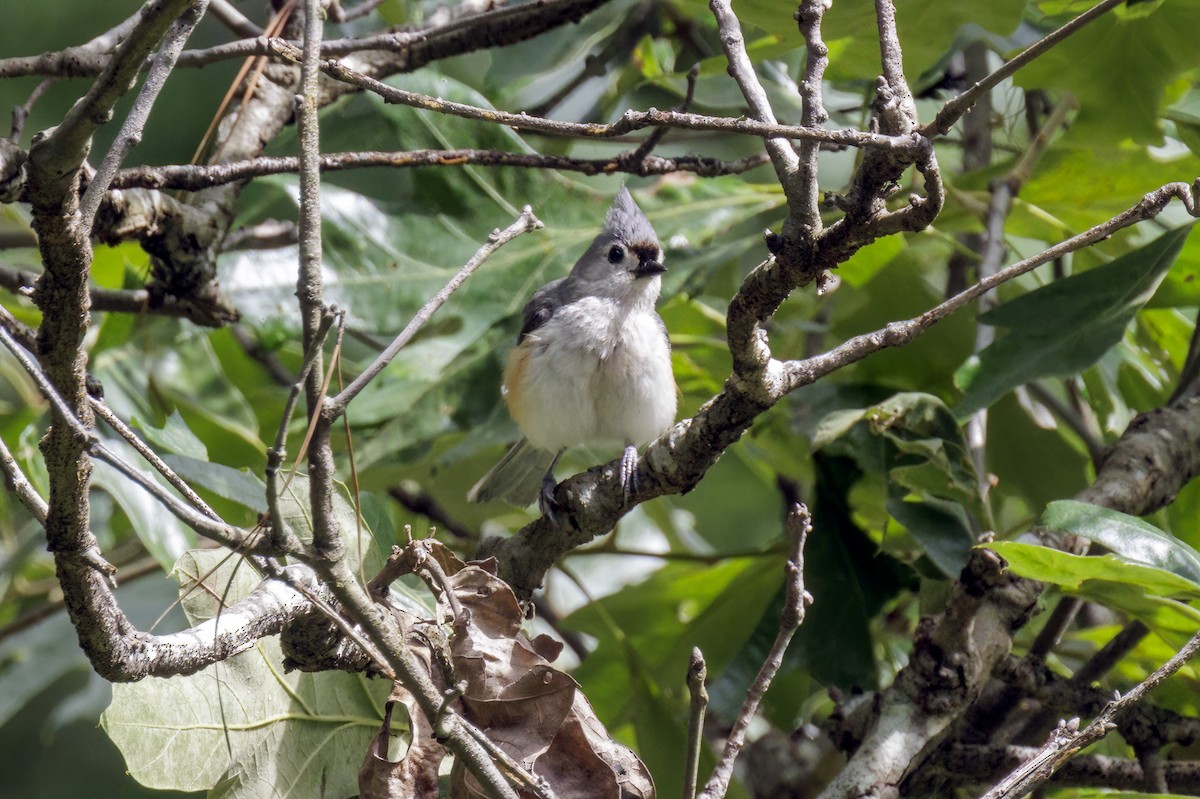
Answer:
508, 296, 676, 451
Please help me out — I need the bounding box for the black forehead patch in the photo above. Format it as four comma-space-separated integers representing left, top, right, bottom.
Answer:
629, 242, 660, 262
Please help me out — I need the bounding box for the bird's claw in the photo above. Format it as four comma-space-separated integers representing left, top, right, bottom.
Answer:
619, 445, 639, 502
539, 470, 565, 526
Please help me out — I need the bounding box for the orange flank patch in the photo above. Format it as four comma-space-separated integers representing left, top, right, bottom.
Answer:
503, 342, 533, 428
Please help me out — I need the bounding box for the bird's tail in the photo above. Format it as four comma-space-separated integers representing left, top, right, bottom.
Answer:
467, 438, 556, 507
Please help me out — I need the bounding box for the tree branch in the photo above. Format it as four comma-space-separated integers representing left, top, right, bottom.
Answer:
782, 179, 1200, 395
79, 0, 210, 227
698, 503, 813, 799
922, 0, 1123, 139
982, 629, 1200, 799
273, 38, 921, 151
323, 207, 543, 420
708, 0, 803, 224
111, 148, 771, 191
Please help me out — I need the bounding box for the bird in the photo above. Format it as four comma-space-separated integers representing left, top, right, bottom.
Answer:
467, 186, 677, 516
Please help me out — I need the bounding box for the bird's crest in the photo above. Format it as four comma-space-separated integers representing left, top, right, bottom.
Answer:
604, 186, 659, 246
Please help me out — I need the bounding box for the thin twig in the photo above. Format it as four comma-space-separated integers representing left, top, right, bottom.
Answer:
339, 0, 385, 22
324, 206, 543, 419
981, 628, 1200, 799
10, 77, 54, 142
625, 63, 699, 165
0, 263, 199, 320
265, 308, 337, 552
923, 0, 1123, 138
794, 0, 832, 232
708, 0, 802, 218
79, 0, 210, 227
0, 428, 48, 524
782, 179, 1200, 394
0, 14, 140, 80
111, 147, 770, 190
295, 0, 342, 561
1025, 384, 1106, 468
0, 324, 260, 552
230, 325, 294, 387
265, 38, 921, 152
1012, 618, 1152, 746
698, 503, 813, 799
209, 0, 263, 36
90, 398, 218, 519
388, 483, 475, 541
683, 647, 709, 799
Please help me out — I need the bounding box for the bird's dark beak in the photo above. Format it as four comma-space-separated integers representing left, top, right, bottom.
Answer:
633, 259, 666, 278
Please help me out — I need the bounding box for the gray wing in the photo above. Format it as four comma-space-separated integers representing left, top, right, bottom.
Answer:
517, 277, 568, 343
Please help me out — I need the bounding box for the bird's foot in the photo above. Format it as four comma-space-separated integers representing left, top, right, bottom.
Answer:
539, 470, 566, 526
619, 444, 639, 502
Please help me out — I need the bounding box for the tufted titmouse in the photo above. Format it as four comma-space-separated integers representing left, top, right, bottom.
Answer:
467, 187, 677, 513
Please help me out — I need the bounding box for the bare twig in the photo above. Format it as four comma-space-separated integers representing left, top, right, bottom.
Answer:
221, 220, 298, 251
708, 0, 803, 223
294, 0, 344, 562
1025, 384, 1105, 468
231, 325, 294, 387
339, 0, 385, 22
0, 263, 204, 320
209, 0, 263, 36
266, 38, 921, 152
1012, 619, 1151, 746
90, 398, 217, 519
388, 483, 475, 541
683, 647, 708, 799
0, 14, 139, 79
698, 503, 813, 799
625, 63, 699, 165
966, 98, 1073, 499
323, 206, 543, 419
111, 148, 771, 191
0, 324, 261, 552
913, 743, 1200, 794
981, 628, 1200, 799
0, 0, 610, 78
79, 0, 210, 227
10, 77, 54, 142
264, 308, 338, 553
923, 0, 1123, 138
782, 179, 1200, 395
794, 0, 832, 232
0, 428, 48, 524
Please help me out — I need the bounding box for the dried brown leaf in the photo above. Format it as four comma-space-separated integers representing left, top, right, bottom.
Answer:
408, 542, 653, 799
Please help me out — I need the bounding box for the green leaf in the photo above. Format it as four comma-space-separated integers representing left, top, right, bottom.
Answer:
821, 0, 1026, 82
132, 410, 208, 460
1148, 229, 1200, 307
987, 541, 1200, 647
562, 557, 783, 724
1015, 0, 1200, 145
886, 497, 974, 577
161, 454, 267, 512
1041, 500, 1200, 585
956, 226, 1193, 417
102, 550, 387, 799
93, 442, 196, 569
815, 392, 984, 526
987, 541, 1200, 598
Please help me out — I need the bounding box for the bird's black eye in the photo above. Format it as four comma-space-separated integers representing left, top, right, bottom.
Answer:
608, 245, 624, 264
